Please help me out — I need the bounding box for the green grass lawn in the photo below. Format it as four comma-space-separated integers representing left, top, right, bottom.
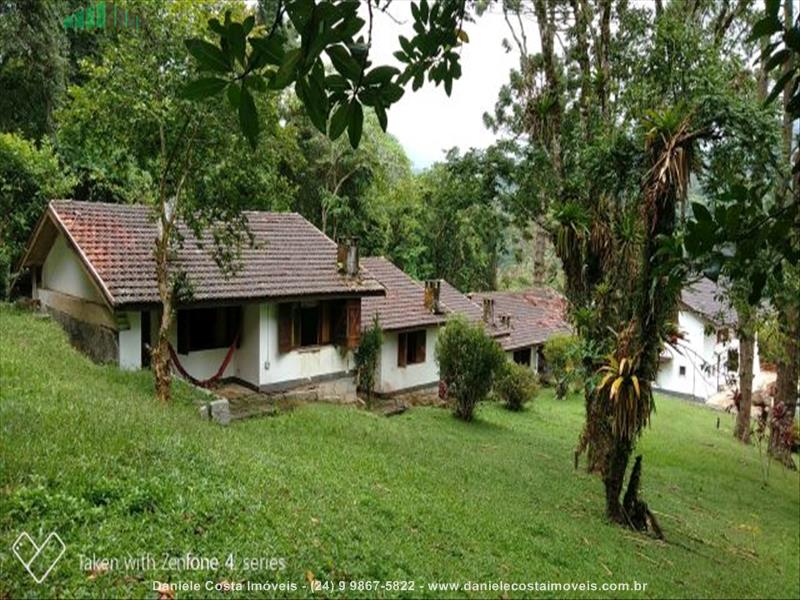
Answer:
1, 304, 798, 599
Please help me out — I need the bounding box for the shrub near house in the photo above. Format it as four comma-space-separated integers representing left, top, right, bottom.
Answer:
496, 362, 539, 412
436, 316, 506, 421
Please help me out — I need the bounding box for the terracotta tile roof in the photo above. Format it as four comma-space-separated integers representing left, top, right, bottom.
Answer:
680, 278, 736, 327
28, 200, 384, 306
360, 257, 514, 339
360, 257, 447, 331
469, 288, 572, 351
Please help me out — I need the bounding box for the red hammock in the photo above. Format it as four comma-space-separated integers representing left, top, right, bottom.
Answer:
168, 332, 240, 388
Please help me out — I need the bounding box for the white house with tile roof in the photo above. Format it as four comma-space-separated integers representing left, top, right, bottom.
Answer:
654, 278, 760, 401
21, 200, 385, 393
361, 257, 572, 396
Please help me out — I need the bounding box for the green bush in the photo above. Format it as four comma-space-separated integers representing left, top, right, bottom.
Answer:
542, 334, 581, 399
0, 133, 74, 298
354, 315, 383, 405
435, 316, 506, 421
496, 362, 540, 411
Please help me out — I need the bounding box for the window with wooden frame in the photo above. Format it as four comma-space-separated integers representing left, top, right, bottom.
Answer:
397, 329, 426, 367
513, 348, 532, 366
278, 299, 360, 353
177, 306, 241, 353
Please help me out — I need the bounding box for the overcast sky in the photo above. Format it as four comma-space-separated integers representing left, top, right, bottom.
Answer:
367, 6, 527, 170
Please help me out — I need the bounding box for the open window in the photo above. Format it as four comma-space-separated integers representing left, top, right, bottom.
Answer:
397, 329, 426, 367
177, 306, 241, 353
278, 299, 360, 353
513, 348, 532, 367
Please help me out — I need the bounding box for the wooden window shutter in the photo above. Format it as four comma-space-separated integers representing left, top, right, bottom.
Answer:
416, 330, 426, 362
397, 332, 407, 367
319, 302, 331, 344
177, 310, 189, 354
346, 299, 361, 349
292, 304, 301, 348
331, 300, 347, 346
278, 303, 294, 353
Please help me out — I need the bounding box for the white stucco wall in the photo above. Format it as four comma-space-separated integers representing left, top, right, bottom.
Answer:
169, 316, 239, 383
42, 234, 103, 303
235, 303, 261, 386
655, 310, 761, 400
258, 303, 352, 388
375, 327, 440, 395
118, 311, 141, 370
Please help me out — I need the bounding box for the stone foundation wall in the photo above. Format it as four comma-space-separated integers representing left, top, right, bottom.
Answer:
45, 306, 118, 364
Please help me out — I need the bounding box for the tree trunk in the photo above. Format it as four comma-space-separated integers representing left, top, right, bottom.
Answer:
151, 234, 173, 404
531, 222, 548, 286
603, 438, 631, 523
734, 322, 755, 443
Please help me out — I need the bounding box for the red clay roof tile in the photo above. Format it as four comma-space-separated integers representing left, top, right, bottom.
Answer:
37, 200, 384, 306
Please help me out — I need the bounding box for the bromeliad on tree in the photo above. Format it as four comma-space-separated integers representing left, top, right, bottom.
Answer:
597, 353, 649, 444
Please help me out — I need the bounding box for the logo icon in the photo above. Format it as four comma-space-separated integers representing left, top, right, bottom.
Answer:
12, 531, 66, 584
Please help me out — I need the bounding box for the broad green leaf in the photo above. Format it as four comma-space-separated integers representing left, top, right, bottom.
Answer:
185, 38, 231, 73
364, 65, 399, 86
325, 74, 350, 92
691, 202, 712, 223
271, 48, 302, 89
208, 18, 225, 36
326, 45, 362, 81
375, 103, 387, 132
287, 0, 314, 29
250, 36, 285, 66
227, 83, 241, 110
298, 77, 329, 134
399, 36, 414, 56
239, 86, 259, 149
381, 83, 404, 104
228, 22, 246, 67
242, 15, 255, 36
181, 77, 228, 100
764, 48, 790, 72
329, 101, 350, 140
765, 69, 793, 105
347, 100, 363, 148
749, 15, 782, 42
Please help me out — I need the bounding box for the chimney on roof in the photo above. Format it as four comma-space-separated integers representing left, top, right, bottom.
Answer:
482, 297, 495, 325
499, 314, 512, 328
337, 237, 359, 276
424, 280, 442, 314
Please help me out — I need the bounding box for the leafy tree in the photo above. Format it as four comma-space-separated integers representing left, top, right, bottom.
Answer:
435, 316, 506, 421
683, 0, 798, 462
288, 108, 411, 242
0, 0, 67, 139
0, 133, 75, 298
482, 0, 781, 530
417, 148, 510, 292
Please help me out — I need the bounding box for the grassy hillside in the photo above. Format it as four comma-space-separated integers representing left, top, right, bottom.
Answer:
1, 304, 798, 599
